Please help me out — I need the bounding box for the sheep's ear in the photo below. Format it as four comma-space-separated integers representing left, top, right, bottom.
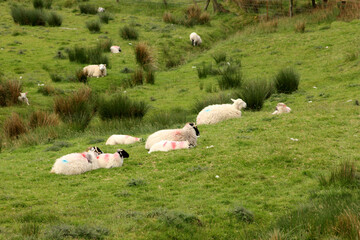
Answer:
231, 98, 236, 102
104, 64, 106, 67
96, 146, 103, 154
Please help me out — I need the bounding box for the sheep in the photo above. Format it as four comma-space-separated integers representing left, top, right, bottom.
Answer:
83, 64, 107, 78
98, 7, 105, 13
110, 46, 121, 53
145, 122, 199, 150
196, 98, 247, 125
50, 149, 129, 175
189, 32, 202, 46
106, 135, 141, 145
148, 140, 190, 154
272, 103, 291, 115
18, 92, 29, 105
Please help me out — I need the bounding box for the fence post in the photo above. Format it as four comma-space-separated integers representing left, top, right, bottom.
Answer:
266, 0, 269, 20
289, 0, 293, 17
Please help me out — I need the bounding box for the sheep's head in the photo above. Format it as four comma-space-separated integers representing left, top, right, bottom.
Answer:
117, 149, 129, 159
231, 98, 247, 110
99, 64, 106, 71
19, 92, 27, 99
186, 122, 200, 136
87, 146, 103, 155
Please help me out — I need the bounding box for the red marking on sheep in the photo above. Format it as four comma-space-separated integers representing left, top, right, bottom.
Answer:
81, 153, 86, 158
163, 141, 167, 147
171, 142, 176, 149
180, 141, 184, 148
174, 130, 181, 135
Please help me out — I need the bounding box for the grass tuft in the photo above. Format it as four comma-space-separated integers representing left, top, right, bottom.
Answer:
229, 206, 254, 223
0, 79, 22, 106
145, 69, 155, 84
49, 73, 63, 82
75, 69, 88, 84
29, 110, 59, 129
33, 0, 44, 9
45, 224, 109, 240
10, 5, 47, 26
120, 25, 138, 40
319, 161, 360, 188
131, 68, 144, 86
98, 12, 112, 24
79, 4, 97, 14
212, 52, 227, 64
3, 113, 28, 139
295, 21, 306, 33
218, 63, 242, 90
86, 20, 101, 33
47, 12, 62, 27
274, 67, 300, 94
135, 42, 154, 68
67, 46, 108, 65
128, 179, 147, 187
146, 108, 191, 127
21, 222, 40, 238
235, 79, 271, 111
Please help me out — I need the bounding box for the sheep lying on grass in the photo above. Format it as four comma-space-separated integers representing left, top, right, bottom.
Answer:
98, 7, 105, 13
110, 46, 121, 53
148, 140, 190, 153
83, 64, 107, 78
145, 123, 199, 150
18, 92, 29, 105
190, 32, 202, 46
196, 98, 247, 125
106, 135, 141, 145
272, 103, 291, 115
50, 149, 129, 175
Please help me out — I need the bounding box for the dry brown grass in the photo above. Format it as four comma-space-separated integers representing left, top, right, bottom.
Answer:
338, 1, 360, 21
3, 112, 28, 139
135, 42, 154, 69
333, 210, 360, 240
295, 21, 306, 33
163, 11, 175, 24
199, 12, 210, 24
145, 69, 155, 84
29, 110, 59, 129
0, 79, 22, 106
259, 19, 278, 33
185, 4, 201, 20
131, 68, 144, 86
38, 85, 55, 96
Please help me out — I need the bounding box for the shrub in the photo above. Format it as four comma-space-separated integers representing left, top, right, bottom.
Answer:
135, 42, 153, 68
98, 12, 112, 24
3, 113, 28, 139
33, 0, 44, 9
10, 5, 47, 26
295, 21, 306, 33
47, 12, 62, 27
274, 67, 300, 94
75, 69, 88, 84
145, 70, 155, 84
29, 110, 59, 129
212, 52, 227, 64
192, 93, 231, 113
235, 79, 270, 111
54, 87, 94, 130
120, 25, 138, 40
97, 39, 112, 52
86, 20, 101, 33
97, 93, 149, 120
218, 63, 242, 90
131, 68, 143, 86
49, 73, 63, 82
79, 4, 97, 14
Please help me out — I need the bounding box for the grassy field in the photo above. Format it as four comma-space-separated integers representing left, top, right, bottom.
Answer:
1, 0, 360, 239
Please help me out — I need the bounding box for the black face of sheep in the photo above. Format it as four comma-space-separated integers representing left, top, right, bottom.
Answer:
88, 146, 104, 154
117, 149, 129, 158
192, 39, 195, 46
189, 123, 200, 136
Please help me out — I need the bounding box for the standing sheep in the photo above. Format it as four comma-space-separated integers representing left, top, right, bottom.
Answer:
145, 123, 200, 150
18, 92, 29, 105
106, 135, 141, 145
196, 98, 247, 125
189, 32, 202, 46
148, 140, 190, 154
110, 46, 121, 53
83, 64, 107, 78
272, 103, 291, 115
98, 7, 105, 13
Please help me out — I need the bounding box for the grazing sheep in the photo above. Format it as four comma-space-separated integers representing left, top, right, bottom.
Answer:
189, 32, 202, 46
50, 149, 129, 175
272, 103, 291, 115
148, 140, 190, 154
98, 7, 105, 13
18, 92, 29, 105
145, 123, 200, 150
106, 135, 141, 145
83, 64, 107, 78
110, 46, 121, 53
196, 98, 247, 125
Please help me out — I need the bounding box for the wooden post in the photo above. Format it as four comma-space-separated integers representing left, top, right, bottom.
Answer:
266, 0, 269, 21
289, 0, 293, 17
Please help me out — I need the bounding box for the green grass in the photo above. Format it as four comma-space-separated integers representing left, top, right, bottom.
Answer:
1, 0, 360, 239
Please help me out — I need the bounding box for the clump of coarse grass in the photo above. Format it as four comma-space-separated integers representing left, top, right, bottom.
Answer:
38, 85, 55, 95
33, 0, 44, 9
54, 87, 94, 131
67, 46, 108, 65
49, 73, 63, 82
79, 4, 97, 14
319, 161, 360, 188
218, 63, 242, 90
98, 12, 112, 24
162, 47, 183, 69
145, 69, 155, 84
345, 52, 359, 62
0, 79, 22, 106
212, 52, 227, 64
184, 4, 201, 24
135, 42, 154, 68
21, 222, 40, 238
75, 69, 88, 84
235, 79, 271, 111
192, 93, 232, 113
47, 12, 62, 27
295, 21, 306, 33
163, 11, 176, 24
10, 5, 47, 26
197, 62, 215, 79
146, 108, 190, 127
44, 0, 52, 9
131, 68, 144, 86
199, 12, 210, 24
86, 20, 101, 33
260, 20, 278, 33
120, 25, 138, 40
333, 209, 360, 240
45, 224, 109, 240
97, 93, 149, 120
127, 179, 147, 187
29, 110, 59, 129
229, 206, 254, 223
274, 67, 300, 94
159, 210, 202, 228
3, 113, 28, 139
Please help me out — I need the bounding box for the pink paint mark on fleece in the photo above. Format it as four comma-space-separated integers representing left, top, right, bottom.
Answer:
125, 135, 129, 139
81, 153, 86, 158
180, 141, 184, 148
174, 130, 181, 135
163, 141, 168, 147
171, 142, 176, 149
104, 154, 109, 162
135, 138, 139, 141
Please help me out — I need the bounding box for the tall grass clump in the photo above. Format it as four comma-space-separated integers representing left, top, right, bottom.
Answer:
75, 69, 88, 84
192, 93, 232, 113
235, 79, 271, 111
218, 63, 242, 90
29, 110, 59, 129
319, 161, 360, 188
49, 73, 63, 82
79, 4, 97, 14
131, 68, 144, 86
146, 108, 191, 127
98, 12, 112, 24
120, 25, 138, 40
3, 113, 28, 139
44, 0, 52, 9
145, 69, 155, 84
197, 62, 217, 79
37, 85, 56, 96
183, 4, 209, 26
97, 93, 149, 120
295, 21, 306, 33
212, 52, 227, 64
333, 210, 360, 240
163, 12, 176, 24
86, 20, 101, 33
33, 0, 44, 9
45, 224, 109, 240
10, 5, 47, 26
97, 39, 112, 52
67, 46, 108, 65
47, 12, 62, 26
54, 87, 94, 130
274, 67, 300, 94
135, 42, 154, 69
0, 79, 22, 106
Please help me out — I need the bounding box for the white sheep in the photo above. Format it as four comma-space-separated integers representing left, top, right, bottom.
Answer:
196, 98, 247, 125
189, 32, 202, 46
148, 140, 190, 154
110, 46, 121, 53
272, 103, 291, 115
18, 92, 29, 105
50, 149, 129, 175
83, 64, 107, 78
145, 123, 199, 150
98, 7, 105, 13
106, 135, 141, 145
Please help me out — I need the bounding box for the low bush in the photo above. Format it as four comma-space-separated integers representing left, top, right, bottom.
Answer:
29, 110, 59, 129
146, 108, 190, 127
120, 25, 138, 40
37, 85, 55, 96
79, 4, 97, 14
274, 67, 300, 94
10, 5, 47, 26
86, 20, 101, 33
98, 12, 112, 24
218, 63, 242, 90
3, 113, 28, 139
197, 62, 217, 79
97, 39, 112, 52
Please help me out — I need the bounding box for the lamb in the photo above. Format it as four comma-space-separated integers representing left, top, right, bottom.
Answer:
106, 135, 141, 145
110, 46, 121, 53
196, 98, 247, 125
189, 32, 202, 46
272, 103, 291, 115
148, 140, 190, 154
18, 92, 29, 105
50, 149, 129, 175
98, 7, 105, 13
83, 64, 107, 78
145, 123, 199, 150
